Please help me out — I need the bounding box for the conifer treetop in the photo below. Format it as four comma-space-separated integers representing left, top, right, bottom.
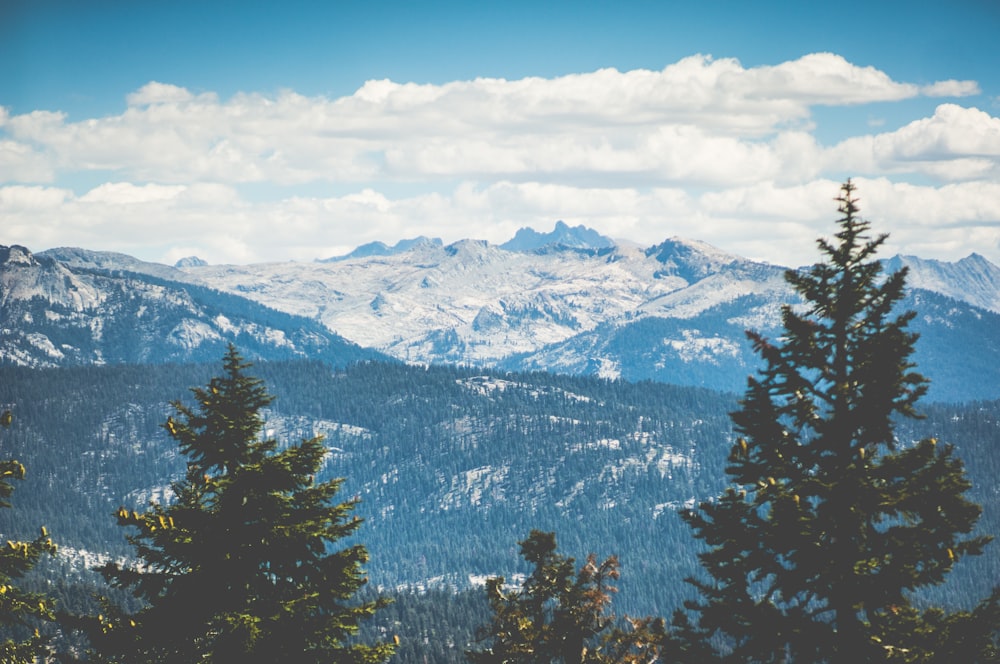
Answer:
677, 180, 994, 662
81, 346, 394, 664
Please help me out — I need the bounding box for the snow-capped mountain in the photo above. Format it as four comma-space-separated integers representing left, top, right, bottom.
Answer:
162, 229, 1000, 399
499, 220, 616, 252
885, 253, 1000, 314
40, 245, 194, 282
0, 244, 377, 367
7, 222, 1000, 401
175, 238, 717, 366
319, 236, 444, 262
159, 228, 792, 373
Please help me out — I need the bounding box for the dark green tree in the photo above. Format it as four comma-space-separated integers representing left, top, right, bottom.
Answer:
468, 530, 663, 664
80, 345, 394, 663
0, 407, 58, 663
677, 181, 996, 661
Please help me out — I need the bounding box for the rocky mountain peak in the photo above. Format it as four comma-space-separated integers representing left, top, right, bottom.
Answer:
175, 256, 208, 268
319, 236, 444, 262
444, 238, 495, 259
645, 237, 743, 283
0, 244, 38, 268
5, 237, 1000, 400
887, 253, 1000, 314
500, 221, 615, 253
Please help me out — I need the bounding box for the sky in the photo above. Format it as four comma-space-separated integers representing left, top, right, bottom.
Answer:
2, 0, 1000, 267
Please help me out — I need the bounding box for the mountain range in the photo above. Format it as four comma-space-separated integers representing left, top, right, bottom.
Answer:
3, 358, 997, 621
2, 223, 1000, 649
3, 221, 1000, 400
0, 244, 378, 368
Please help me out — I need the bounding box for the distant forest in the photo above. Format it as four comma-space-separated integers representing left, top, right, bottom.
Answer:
2, 360, 998, 629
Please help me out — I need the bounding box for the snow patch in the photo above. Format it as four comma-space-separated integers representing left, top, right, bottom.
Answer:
661, 331, 740, 363
167, 319, 222, 349
25, 333, 64, 359
439, 465, 510, 509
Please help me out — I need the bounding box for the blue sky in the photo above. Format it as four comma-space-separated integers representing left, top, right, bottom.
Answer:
2, 0, 999, 265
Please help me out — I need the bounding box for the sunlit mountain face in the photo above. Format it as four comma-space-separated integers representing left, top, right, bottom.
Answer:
4, 229, 1000, 402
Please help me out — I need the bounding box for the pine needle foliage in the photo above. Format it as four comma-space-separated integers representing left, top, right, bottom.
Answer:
468, 530, 664, 664
82, 345, 394, 664
0, 408, 58, 663
676, 181, 997, 662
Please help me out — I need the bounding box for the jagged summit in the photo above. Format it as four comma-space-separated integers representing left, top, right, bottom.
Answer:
500, 221, 615, 253
319, 236, 443, 262
645, 237, 747, 282
1, 244, 100, 313
175, 256, 208, 268
38, 246, 191, 281
0, 244, 39, 268
886, 253, 1000, 314
6, 236, 1000, 401
322, 222, 614, 263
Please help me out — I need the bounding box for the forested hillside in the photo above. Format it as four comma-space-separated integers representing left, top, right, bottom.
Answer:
1, 359, 997, 624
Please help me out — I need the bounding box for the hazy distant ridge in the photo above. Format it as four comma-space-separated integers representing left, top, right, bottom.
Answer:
6, 223, 1000, 401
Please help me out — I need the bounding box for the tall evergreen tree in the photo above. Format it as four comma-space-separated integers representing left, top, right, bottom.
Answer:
677, 181, 996, 661
468, 530, 663, 664
81, 345, 394, 663
0, 407, 58, 663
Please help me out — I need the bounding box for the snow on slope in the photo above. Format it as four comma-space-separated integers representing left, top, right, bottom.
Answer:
173, 234, 1000, 377
182, 240, 698, 365
889, 253, 1000, 314
0, 244, 370, 367
22, 227, 1000, 394
0, 245, 105, 311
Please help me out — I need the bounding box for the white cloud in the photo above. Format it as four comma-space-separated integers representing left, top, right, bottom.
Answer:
699, 180, 837, 221
79, 182, 186, 204
732, 53, 919, 105
0, 53, 971, 189
920, 80, 980, 97
0, 184, 71, 209
0, 139, 54, 182
4, 178, 999, 269
126, 81, 197, 106
877, 104, 1000, 160
824, 104, 1000, 182
1, 53, 998, 267
860, 178, 1000, 227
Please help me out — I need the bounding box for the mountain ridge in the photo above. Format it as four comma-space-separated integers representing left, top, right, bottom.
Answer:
500, 220, 616, 252
2, 244, 380, 368
7, 225, 1000, 401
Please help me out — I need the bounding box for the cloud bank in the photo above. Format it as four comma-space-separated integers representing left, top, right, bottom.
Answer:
1, 52, 997, 266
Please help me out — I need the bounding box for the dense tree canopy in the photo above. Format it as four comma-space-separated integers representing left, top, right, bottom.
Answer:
0, 406, 58, 663
76, 345, 394, 663
468, 530, 663, 664
677, 181, 998, 661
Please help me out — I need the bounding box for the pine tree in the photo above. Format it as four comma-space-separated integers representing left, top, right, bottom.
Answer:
468, 530, 663, 664
0, 407, 58, 663
677, 181, 996, 661
82, 345, 394, 663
